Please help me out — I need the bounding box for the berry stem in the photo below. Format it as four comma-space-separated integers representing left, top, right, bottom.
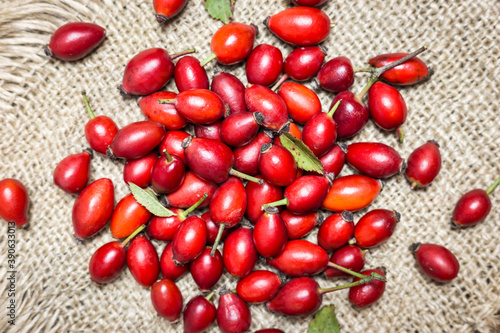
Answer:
120, 224, 146, 247
486, 177, 500, 196
200, 53, 217, 67
319, 276, 375, 294
229, 168, 264, 185
271, 74, 289, 92
179, 193, 208, 220
81, 91, 95, 119
327, 99, 342, 117
162, 149, 174, 163
353, 67, 373, 73
210, 224, 226, 257
158, 99, 176, 105
170, 48, 197, 60
261, 197, 289, 211
396, 127, 404, 143
327, 262, 387, 281
205, 290, 216, 302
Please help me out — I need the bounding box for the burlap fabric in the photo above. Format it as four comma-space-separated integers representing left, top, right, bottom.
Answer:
0, 0, 499, 332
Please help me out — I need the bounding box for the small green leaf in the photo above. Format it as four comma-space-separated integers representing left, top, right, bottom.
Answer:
280, 132, 324, 174
205, 0, 235, 24
308, 305, 340, 333
128, 183, 176, 217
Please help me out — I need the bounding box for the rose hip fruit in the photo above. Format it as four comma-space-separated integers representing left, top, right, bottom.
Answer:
217, 290, 251, 333
268, 239, 329, 276
349, 268, 387, 307
126, 235, 159, 287
201, 212, 230, 245
246, 176, 284, 224
53, 150, 92, 194
282, 209, 321, 239
183, 293, 217, 333
0, 179, 29, 228
158, 130, 190, 164
330, 91, 369, 139
322, 175, 383, 212
211, 71, 247, 114
278, 82, 321, 124
317, 211, 354, 251
369, 52, 430, 86
164, 171, 217, 209
138, 91, 187, 130
325, 245, 366, 278
45, 22, 105, 61
284, 46, 326, 81
405, 140, 441, 188
267, 277, 321, 316
259, 144, 298, 187
190, 247, 223, 291
291, 0, 328, 6
353, 209, 400, 248
316, 56, 354, 92
123, 152, 157, 188
246, 44, 284, 86
174, 56, 210, 92
346, 142, 405, 179
253, 207, 288, 257
110, 193, 152, 239
265, 7, 331, 46
151, 151, 186, 194
318, 143, 346, 177
108, 121, 165, 160
245, 84, 289, 131
236, 270, 282, 304
171, 216, 207, 264
194, 121, 222, 141
452, 177, 499, 227
301, 100, 340, 157
412, 243, 460, 283
153, 0, 188, 23
160, 242, 189, 281
150, 278, 183, 322
223, 226, 258, 278
234, 132, 273, 176
221, 112, 264, 147
72, 178, 114, 239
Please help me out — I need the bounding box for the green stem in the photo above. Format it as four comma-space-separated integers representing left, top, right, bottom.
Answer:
327, 99, 342, 117
319, 278, 374, 294
210, 224, 226, 257
179, 193, 208, 220
120, 224, 146, 247
396, 127, 404, 143
271, 74, 288, 92
261, 197, 289, 211
229, 168, 264, 185
355, 75, 378, 101
162, 149, 173, 163
205, 290, 216, 302
353, 67, 373, 73
81, 91, 95, 119
200, 53, 217, 67
158, 99, 176, 105
327, 262, 371, 280
170, 48, 196, 60
486, 177, 500, 195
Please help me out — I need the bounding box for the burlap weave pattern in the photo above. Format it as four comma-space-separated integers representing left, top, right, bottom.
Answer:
0, 0, 499, 332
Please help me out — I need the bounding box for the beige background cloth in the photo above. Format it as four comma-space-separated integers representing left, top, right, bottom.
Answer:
0, 0, 499, 332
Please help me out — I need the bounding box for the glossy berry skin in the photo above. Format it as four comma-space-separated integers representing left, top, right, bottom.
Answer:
349, 268, 386, 307
138, 91, 187, 130
267, 277, 321, 316
234, 132, 273, 176
369, 53, 429, 86
211, 72, 247, 114
346, 142, 404, 179
284, 46, 326, 81
123, 152, 157, 188
88, 241, 125, 284
175, 56, 209, 92
317, 56, 354, 92
281, 209, 321, 239
330, 91, 369, 139
194, 121, 222, 141
150, 279, 183, 322
253, 209, 288, 257
266, 7, 331, 46
153, 0, 188, 23
209, 177, 247, 228
85, 115, 119, 155
190, 247, 223, 291
291, 0, 328, 5
246, 176, 284, 224
221, 112, 263, 147
183, 295, 217, 333
412, 243, 459, 282
126, 236, 159, 287
268, 239, 329, 276
72, 178, 114, 239
202, 212, 231, 245
245, 85, 289, 131
236, 270, 282, 304
246, 44, 284, 86
223, 226, 258, 278
164, 171, 217, 209
160, 242, 189, 281
0, 179, 29, 228
158, 130, 190, 164
45, 22, 105, 61
278, 82, 321, 124
302, 112, 337, 157
317, 211, 354, 251
452, 189, 492, 227
259, 144, 298, 187
151, 153, 186, 194
318, 144, 346, 177
405, 140, 441, 188
147, 208, 185, 241
281, 175, 330, 214
324, 245, 366, 278
53, 150, 92, 194
368, 82, 407, 132
121, 48, 174, 96
322, 175, 382, 212
171, 216, 207, 264
167, 89, 225, 125
109, 121, 166, 160
110, 193, 152, 239
210, 23, 257, 65
354, 209, 400, 248
217, 291, 251, 333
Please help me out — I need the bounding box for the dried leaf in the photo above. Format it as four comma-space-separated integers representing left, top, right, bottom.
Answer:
128, 183, 176, 217
280, 132, 324, 174
308, 305, 340, 333
205, 0, 234, 24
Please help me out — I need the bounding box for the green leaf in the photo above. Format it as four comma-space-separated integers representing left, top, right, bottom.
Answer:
205, 0, 234, 24
280, 132, 324, 174
128, 183, 176, 217
308, 305, 340, 333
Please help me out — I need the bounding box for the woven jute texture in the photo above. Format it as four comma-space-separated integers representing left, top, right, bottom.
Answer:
0, 0, 499, 332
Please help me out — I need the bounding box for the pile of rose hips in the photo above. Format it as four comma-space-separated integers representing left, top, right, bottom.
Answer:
0, 1, 498, 332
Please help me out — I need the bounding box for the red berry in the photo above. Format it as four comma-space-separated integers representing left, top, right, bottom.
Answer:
174, 56, 209, 92
236, 270, 282, 304
253, 207, 288, 258
369, 52, 430, 86
223, 226, 258, 278
453, 183, 497, 227
317, 211, 354, 251
164, 171, 217, 209
207, 23, 257, 65
278, 81, 321, 124
353, 209, 400, 248
171, 216, 207, 264
259, 144, 297, 187
211, 71, 247, 114
153, 0, 188, 23
160, 242, 189, 281
233, 132, 273, 176
123, 152, 157, 188
110, 193, 152, 239
405, 140, 441, 188
322, 175, 383, 212
267, 239, 329, 276
217, 290, 252, 333
82, 92, 118, 155
0, 179, 29, 228
138, 91, 187, 130
245, 176, 284, 224
267, 277, 321, 316
284, 46, 326, 81
183, 294, 217, 333
245, 84, 289, 131
348, 268, 387, 307
194, 121, 223, 141
281, 209, 321, 239
190, 247, 223, 291
346, 142, 404, 179
151, 152, 186, 194
301, 106, 338, 157
316, 56, 354, 92
324, 245, 366, 278
88, 241, 126, 284
201, 212, 231, 245
246, 44, 284, 86
53, 150, 92, 194
109, 121, 166, 160
126, 236, 159, 287
150, 279, 183, 322
412, 243, 459, 282
330, 91, 369, 139
221, 112, 263, 147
